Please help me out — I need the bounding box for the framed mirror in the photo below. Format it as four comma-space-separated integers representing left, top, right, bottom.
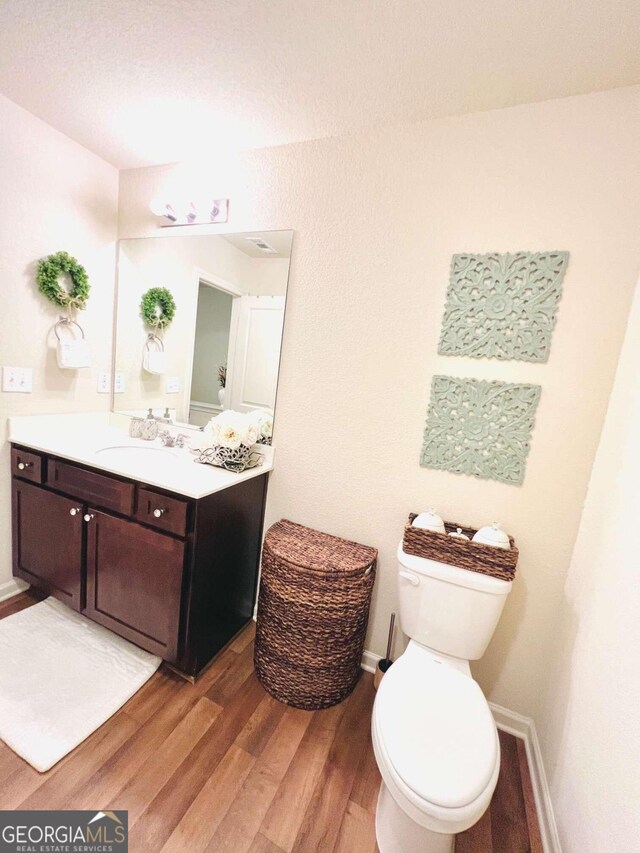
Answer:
112, 231, 292, 429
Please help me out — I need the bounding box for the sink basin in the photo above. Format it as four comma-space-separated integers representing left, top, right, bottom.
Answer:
94, 445, 180, 467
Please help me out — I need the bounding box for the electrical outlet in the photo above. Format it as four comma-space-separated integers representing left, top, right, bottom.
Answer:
114, 372, 125, 394
97, 370, 111, 393
165, 376, 180, 393
2, 367, 33, 393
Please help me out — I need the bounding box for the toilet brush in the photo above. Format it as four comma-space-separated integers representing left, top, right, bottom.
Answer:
374, 612, 395, 690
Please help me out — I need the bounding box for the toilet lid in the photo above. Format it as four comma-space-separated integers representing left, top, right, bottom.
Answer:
375, 654, 498, 809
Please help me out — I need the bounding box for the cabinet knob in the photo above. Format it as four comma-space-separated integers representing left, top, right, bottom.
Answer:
69, 507, 81, 516
83, 513, 94, 523
17, 461, 32, 470
153, 508, 165, 518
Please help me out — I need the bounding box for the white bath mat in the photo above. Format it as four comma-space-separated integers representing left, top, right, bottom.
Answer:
0, 597, 161, 772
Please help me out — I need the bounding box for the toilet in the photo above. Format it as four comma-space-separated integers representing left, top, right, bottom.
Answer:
371, 544, 513, 853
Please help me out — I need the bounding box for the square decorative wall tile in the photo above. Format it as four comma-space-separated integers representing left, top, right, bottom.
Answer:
420, 375, 541, 485
438, 251, 569, 362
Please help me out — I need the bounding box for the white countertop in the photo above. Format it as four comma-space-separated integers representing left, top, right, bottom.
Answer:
8, 412, 273, 499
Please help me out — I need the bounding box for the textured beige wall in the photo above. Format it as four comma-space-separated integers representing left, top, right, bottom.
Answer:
118, 86, 640, 720
536, 272, 640, 852
0, 94, 118, 598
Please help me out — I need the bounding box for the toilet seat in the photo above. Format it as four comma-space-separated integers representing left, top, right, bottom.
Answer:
372, 642, 500, 835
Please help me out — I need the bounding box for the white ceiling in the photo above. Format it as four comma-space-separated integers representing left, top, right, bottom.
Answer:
0, 0, 638, 169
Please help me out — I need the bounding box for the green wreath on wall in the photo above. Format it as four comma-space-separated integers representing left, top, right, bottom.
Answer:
36, 251, 90, 310
140, 287, 176, 329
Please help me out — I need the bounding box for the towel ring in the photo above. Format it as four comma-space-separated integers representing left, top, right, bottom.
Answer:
54, 317, 85, 341
144, 333, 164, 353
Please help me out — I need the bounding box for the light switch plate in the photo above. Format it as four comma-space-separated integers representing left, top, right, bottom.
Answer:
2, 366, 33, 393
97, 370, 111, 393
98, 371, 126, 393
165, 376, 180, 393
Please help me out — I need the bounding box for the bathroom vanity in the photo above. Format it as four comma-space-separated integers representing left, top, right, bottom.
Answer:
9, 414, 273, 679
7, 229, 292, 681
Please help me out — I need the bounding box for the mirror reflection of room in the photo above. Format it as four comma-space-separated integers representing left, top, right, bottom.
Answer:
114, 231, 292, 428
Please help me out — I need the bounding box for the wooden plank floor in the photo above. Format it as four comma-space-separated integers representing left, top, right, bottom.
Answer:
0, 591, 543, 852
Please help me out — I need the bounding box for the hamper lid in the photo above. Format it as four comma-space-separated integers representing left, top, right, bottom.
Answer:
265, 519, 377, 574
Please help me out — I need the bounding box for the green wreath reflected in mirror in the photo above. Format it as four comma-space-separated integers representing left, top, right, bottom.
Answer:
140, 287, 176, 329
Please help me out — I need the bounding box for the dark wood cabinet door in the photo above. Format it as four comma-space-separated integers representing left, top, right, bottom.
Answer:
12, 480, 83, 610
85, 509, 185, 661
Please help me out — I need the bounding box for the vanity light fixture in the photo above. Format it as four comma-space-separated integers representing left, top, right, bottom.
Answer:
149, 197, 229, 226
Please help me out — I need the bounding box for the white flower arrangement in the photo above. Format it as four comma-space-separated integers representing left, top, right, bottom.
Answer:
202, 409, 259, 450
246, 408, 273, 445
198, 409, 267, 472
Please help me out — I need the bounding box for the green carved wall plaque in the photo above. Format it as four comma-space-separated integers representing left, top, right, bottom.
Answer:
420, 376, 541, 485
438, 251, 569, 362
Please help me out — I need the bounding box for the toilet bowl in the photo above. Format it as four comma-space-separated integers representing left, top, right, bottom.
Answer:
372, 642, 500, 852
371, 545, 512, 852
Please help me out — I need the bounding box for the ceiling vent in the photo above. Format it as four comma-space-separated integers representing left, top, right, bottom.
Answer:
245, 237, 277, 254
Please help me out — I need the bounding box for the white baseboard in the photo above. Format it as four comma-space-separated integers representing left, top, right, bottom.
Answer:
361, 649, 380, 674
489, 702, 561, 853
0, 579, 28, 603
361, 650, 560, 853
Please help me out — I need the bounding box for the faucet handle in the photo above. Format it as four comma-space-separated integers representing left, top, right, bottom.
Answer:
158, 429, 175, 446
175, 433, 189, 449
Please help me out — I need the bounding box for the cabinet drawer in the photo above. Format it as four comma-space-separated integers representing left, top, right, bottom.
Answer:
11, 447, 43, 484
47, 459, 134, 515
136, 487, 188, 537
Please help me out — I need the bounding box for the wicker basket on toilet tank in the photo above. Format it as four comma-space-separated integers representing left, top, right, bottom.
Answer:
254, 519, 377, 710
403, 513, 518, 581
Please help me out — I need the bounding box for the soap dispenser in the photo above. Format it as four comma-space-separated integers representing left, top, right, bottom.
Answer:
140, 408, 159, 441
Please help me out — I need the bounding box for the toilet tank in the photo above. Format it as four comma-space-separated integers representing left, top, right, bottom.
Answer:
397, 544, 512, 660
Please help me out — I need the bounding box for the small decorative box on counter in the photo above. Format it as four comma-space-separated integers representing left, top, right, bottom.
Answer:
403, 513, 518, 581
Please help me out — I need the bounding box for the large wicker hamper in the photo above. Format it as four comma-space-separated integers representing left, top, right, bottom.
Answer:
254, 519, 377, 710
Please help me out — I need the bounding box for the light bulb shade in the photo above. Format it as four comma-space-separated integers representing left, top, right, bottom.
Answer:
210, 198, 229, 223
149, 198, 177, 221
